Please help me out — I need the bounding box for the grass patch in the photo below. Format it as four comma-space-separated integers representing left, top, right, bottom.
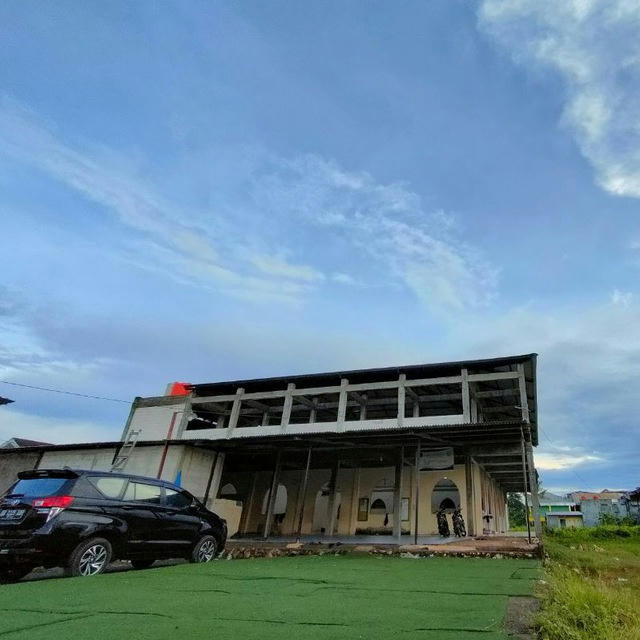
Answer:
0, 555, 540, 639
538, 526, 640, 640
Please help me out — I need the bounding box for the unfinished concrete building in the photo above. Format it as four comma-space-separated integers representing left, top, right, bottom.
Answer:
0, 354, 542, 541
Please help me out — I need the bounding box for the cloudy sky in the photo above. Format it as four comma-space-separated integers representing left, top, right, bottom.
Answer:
1, 1, 639, 493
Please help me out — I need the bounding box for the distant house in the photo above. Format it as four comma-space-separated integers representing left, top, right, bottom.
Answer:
0, 437, 51, 449
568, 490, 626, 526
621, 488, 640, 523
528, 492, 582, 529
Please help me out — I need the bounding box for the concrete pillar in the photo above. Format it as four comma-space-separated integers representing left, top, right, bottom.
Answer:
326, 460, 340, 536
525, 441, 542, 538
263, 450, 282, 538
393, 447, 404, 540
465, 456, 475, 536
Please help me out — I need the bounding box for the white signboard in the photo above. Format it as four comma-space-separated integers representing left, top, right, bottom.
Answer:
418, 447, 454, 471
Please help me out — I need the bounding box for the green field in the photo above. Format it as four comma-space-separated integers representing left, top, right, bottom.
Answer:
0, 555, 540, 639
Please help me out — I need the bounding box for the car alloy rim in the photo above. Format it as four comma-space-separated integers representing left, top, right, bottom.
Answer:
79, 544, 108, 576
198, 539, 216, 562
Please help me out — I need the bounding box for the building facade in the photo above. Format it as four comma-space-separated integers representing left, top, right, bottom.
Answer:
0, 354, 542, 541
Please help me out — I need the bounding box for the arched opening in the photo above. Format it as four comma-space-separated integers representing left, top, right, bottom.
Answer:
220, 483, 238, 499
311, 482, 341, 534
431, 478, 460, 513
261, 484, 288, 515
371, 498, 387, 510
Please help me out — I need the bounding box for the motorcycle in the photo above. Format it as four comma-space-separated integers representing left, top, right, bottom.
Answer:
452, 507, 467, 537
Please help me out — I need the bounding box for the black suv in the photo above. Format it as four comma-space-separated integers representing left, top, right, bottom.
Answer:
0, 468, 227, 581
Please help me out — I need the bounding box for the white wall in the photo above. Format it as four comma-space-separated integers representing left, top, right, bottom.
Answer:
127, 402, 186, 441
38, 448, 117, 472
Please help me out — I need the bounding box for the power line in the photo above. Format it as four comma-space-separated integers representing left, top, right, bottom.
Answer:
0, 381, 130, 404
538, 424, 592, 489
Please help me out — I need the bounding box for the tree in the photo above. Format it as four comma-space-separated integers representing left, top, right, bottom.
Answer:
508, 493, 526, 527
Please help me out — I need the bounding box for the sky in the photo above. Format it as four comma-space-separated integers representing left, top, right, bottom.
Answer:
1, 0, 639, 494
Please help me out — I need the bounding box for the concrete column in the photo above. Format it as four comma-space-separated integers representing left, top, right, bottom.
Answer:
204, 453, 225, 509
336, 379, 348, 430
413, 443, 421, 544
465, 456, 475, 536
228, 388, 244, 433
393, 447, 404, 540
263, 450, 282, 539
240, 472, 258, 535
326, 460, 340, 536
349, 467, 361, 535
295, 448, 312, 540
525, 441, 542, 538
397, 374, 406, 428
281, 383, 295, 430
461, 369, 471, 422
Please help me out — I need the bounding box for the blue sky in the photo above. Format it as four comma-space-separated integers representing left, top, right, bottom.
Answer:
1, 1, 639, 493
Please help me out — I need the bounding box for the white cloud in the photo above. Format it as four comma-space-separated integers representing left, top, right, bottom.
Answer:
535, 452, 603, 471
479, 0, 640, 198
332, 272, 358, 286
611, 289, 633, 307
0, 97, 495, 311
255, 154, 497, 311
249, 253, 325, 282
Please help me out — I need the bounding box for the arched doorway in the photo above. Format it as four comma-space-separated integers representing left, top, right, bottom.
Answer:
431, 478, 460, 513
312, 482, 341, 534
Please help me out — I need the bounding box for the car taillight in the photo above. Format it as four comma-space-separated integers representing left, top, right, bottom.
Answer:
33, 496, 74, 508
33, 495, 74, 522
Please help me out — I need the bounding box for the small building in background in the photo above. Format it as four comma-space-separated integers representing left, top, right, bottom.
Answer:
545, 511, 584, 529
621, 488, 640, 523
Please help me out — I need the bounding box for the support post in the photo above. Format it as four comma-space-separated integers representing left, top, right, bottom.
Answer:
336, 379, 348, 430
525, 439, 542, 538
326, 460, 340, 536
520, 432, 532, 543
263, 450, 282, 539
413, 442, 421, 544
461, 368, 471, 422
228, 387, 244, 434
296, 448, 312, 541
281, 383, 295, 430
465, 455, 475, 536
359, 393, 367, 420
309, 397, 318, 423
393, 446, 404, 541
517, 363, 530, 423
397, 374, 406, 428
349, 467, 361, 534
240, 472, 258, 535
204, 453, 225, 509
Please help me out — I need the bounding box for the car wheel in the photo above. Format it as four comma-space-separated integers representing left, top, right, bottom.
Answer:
130, 558, 155, 570
66, 537, 112, 577
190, 535, 217, 563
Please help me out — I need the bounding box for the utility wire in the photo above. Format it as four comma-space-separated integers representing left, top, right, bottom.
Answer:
0, 380, 130, 404
538, 424, 592, 490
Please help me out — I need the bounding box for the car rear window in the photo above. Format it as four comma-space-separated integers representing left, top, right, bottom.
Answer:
123, 481, 162, 504
7, 478, 69, 497
88, 476, 127, 499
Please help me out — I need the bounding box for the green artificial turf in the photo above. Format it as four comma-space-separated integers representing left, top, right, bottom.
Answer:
0, 555, 540, 639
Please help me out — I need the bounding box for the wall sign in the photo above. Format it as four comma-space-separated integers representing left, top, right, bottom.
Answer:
418, 447, 454, 471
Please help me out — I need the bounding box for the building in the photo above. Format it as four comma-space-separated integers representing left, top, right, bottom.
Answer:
528, 492, 582, 528
545, 512, 583, 529
568, 490, 625, 527
621, 488, 640, 523
0, 354, 542, 541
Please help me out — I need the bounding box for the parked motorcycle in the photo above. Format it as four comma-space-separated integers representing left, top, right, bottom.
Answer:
452, 507, 467, 537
